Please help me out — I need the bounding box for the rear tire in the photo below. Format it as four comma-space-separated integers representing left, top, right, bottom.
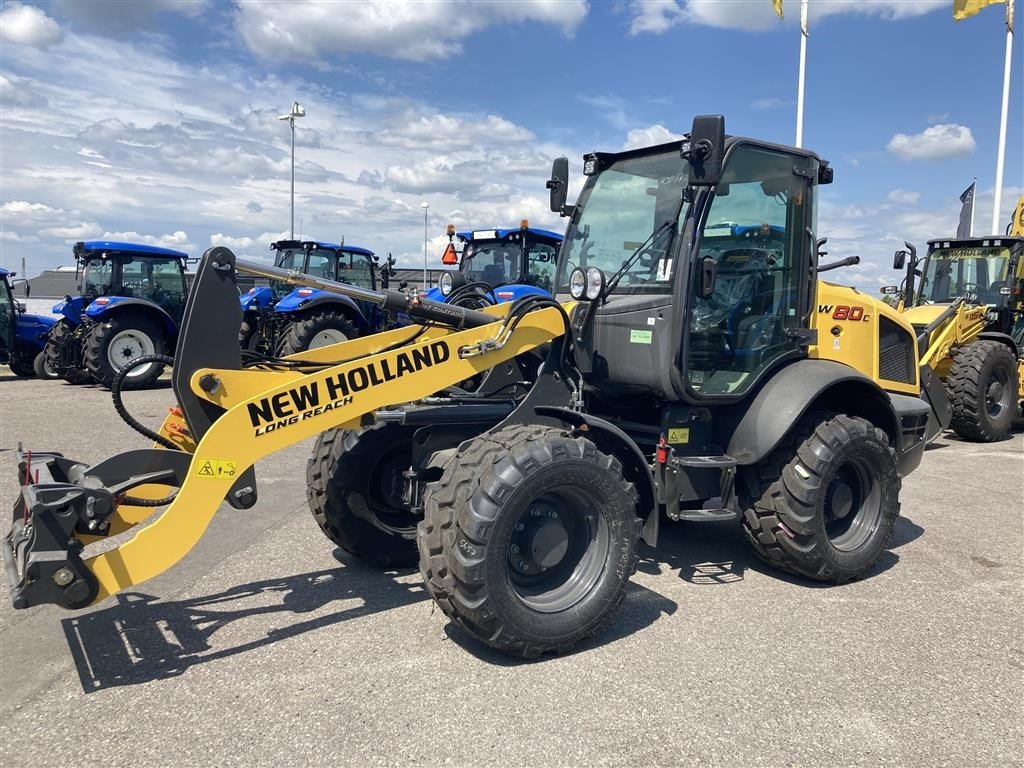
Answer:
741, 414, 900, 584
946, 340, 1017, 442
306, 424, 420, 568
7, 354, 34, 377
418, 425, 641, 658
45, 321, 92, 384
276, 311, 358, 356
33, 351, 59, 379
83, 314, 165, 389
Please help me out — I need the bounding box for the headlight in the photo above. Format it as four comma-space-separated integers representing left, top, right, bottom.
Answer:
439, 271, 454, 296
584, 267, 605, 300
569, 268, 587, 299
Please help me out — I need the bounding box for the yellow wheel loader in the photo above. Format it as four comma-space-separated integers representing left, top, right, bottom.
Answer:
3, 116, 947, 658
888, 230, 1023, 442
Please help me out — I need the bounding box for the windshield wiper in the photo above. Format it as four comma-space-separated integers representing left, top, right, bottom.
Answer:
604, 219, 676, 296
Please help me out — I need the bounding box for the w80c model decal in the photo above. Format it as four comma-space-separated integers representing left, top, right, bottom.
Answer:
818, 304, 870, 321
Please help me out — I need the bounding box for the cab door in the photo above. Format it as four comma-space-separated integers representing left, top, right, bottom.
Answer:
0, 278, 15, 356
683, 143, 816, 398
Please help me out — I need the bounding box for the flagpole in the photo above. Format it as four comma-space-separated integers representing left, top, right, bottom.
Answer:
795, 0, 809, 147
991, 0, 1014, 234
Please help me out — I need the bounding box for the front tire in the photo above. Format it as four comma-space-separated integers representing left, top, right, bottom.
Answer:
946, 340, 1017, 442
276, 311, 359, 356
45, 321, 92, 384
741, 415, 900, 584
33, 351, 59, 379
7, 353, 35, 377
306, 424, 420, 568
418, 425, 641, 658
83, 314, 165, 389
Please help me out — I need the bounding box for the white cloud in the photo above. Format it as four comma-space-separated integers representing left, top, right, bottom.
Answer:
886, 123, 976, 161
622, 124, 684, 150
751, 97, 789, 110
887, 189, 921, 205
629, 0, 945, 35
39, 222, 102, 240
100, 230, 193, 252
0, 3, 62, 48
235, 0, 588, 62
210, 233, 256, 249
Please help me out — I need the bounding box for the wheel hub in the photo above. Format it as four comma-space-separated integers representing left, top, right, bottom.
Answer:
827, 481, 854, 521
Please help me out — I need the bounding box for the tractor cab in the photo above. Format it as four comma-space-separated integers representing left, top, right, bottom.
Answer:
0, 268, 18, 363
1, 268, 58, 378
432, 223, 562, 304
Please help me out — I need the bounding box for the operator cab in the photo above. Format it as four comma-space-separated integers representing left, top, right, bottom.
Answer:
552, 123, 828, 405
74, 241, 189, 319
916, 237, 1023, 308
270, 240, 377, 295
436, 224, 562, 300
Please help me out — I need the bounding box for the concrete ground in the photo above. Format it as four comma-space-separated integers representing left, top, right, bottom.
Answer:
0, 372, 1021, 767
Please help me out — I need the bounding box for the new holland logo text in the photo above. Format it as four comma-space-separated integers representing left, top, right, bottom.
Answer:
247, 340, 451, 436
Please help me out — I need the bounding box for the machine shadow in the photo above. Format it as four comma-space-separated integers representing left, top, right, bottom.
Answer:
61, 553, 427, 693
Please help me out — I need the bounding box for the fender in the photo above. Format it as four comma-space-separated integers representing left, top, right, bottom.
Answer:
491, 283, 552, 303
533, 405, 658, 544
976, 331, 1020, 357
725, 359, 902, 465
53, 295, 84, 326
273, 289, 368, 331
85, 297, 178, 337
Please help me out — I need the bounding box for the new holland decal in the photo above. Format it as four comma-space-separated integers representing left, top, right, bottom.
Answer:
247, 340, 451, 436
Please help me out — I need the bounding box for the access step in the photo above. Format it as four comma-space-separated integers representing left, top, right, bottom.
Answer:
672, 454, 737, 469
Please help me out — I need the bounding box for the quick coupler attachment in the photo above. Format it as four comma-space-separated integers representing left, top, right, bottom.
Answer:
3, 447, 178, 610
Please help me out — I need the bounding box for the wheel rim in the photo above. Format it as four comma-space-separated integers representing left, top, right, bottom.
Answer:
309, 328, 348, 349
823, 458, 882, 552
985, 366, 1011, 419
43, 357, 58, 377
507, 488, 609, 613
107, 329, 156, 378
364, 446, 418, 537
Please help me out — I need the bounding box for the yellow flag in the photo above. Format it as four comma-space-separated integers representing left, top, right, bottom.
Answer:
953, 0, 1005, 21
772, 0, 784, 18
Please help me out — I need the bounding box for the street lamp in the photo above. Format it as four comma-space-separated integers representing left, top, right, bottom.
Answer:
278, 101, 306, 239
420, 201, 429, 290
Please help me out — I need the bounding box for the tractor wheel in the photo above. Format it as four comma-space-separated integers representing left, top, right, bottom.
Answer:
276, 311, 358, 356
741, 414, 900, 584
33, 351, 59, 379
7, 354, 35, 377
306, 423, 420, 568
45, 321, 92, 384
418, 425, 641, 658
946, 340, 1018, 442
83, 314, 165, 389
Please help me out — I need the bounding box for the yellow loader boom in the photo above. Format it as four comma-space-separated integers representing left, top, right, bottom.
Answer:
3, 247, 572, 610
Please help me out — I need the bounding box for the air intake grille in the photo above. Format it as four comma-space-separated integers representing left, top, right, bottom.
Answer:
879, 316, 915, 384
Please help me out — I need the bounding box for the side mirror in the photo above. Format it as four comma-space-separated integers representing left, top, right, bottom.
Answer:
23, 282, 30, 298
683, 115, 725, 187
698, 255, 717, 298
546, 157, 569, 214
880, 286, 901, 295
893, 250, 906, 271
14, 300, 26, 313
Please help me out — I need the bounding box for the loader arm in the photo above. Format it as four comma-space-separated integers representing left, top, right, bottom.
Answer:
4, 247, 573, 610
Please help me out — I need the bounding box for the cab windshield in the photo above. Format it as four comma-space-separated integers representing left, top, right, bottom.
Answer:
461, 242, 525, 287
81, 258, 114, 298
919, 246, 1010, 304
271, 248, 307, 297
557, 148, 687, 296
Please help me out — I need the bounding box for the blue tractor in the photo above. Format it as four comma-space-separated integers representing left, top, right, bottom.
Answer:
0, 268, 57, 378
43, 241, 190, 389
428, 222, 562, 306
239, 239, 396, 357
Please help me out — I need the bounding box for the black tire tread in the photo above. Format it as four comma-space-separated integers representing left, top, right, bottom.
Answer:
277, 311, 359, 357
418, 424, 641, 658
946, 340, 1017, 442
44, 320, 92, 384
740, 414, 900, 584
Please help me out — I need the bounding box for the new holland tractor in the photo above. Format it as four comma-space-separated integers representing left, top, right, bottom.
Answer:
428, 221, 563, 306
0, 268, 57, 379
43, 241, 190, 389
239, 239, 393, 357
4, 116, 945, 660
888, 232, 1023, 441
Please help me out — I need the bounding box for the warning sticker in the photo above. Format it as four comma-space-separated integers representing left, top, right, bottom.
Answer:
629, 329, 653, 344
668, 428, 690, 444
195, 458, 237, 479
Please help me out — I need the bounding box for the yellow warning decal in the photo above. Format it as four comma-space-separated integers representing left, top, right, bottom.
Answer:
195, 457, 237, 479
668, 428, 690, 444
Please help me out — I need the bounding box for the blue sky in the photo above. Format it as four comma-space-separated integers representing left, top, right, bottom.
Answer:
1, 0, 1021, 291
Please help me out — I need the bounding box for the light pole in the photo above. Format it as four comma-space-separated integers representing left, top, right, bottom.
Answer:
278, 101, 305, 238
420, 201, 429, 290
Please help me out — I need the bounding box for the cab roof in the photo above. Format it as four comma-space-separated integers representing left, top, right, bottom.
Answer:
271, 239, 375, 258
927, 236, 1024, 249
456, 227, 563, 245
75, 241, 189, 259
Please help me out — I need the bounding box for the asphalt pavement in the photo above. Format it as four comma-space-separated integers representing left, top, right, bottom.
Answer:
1, 372, 1021, 767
